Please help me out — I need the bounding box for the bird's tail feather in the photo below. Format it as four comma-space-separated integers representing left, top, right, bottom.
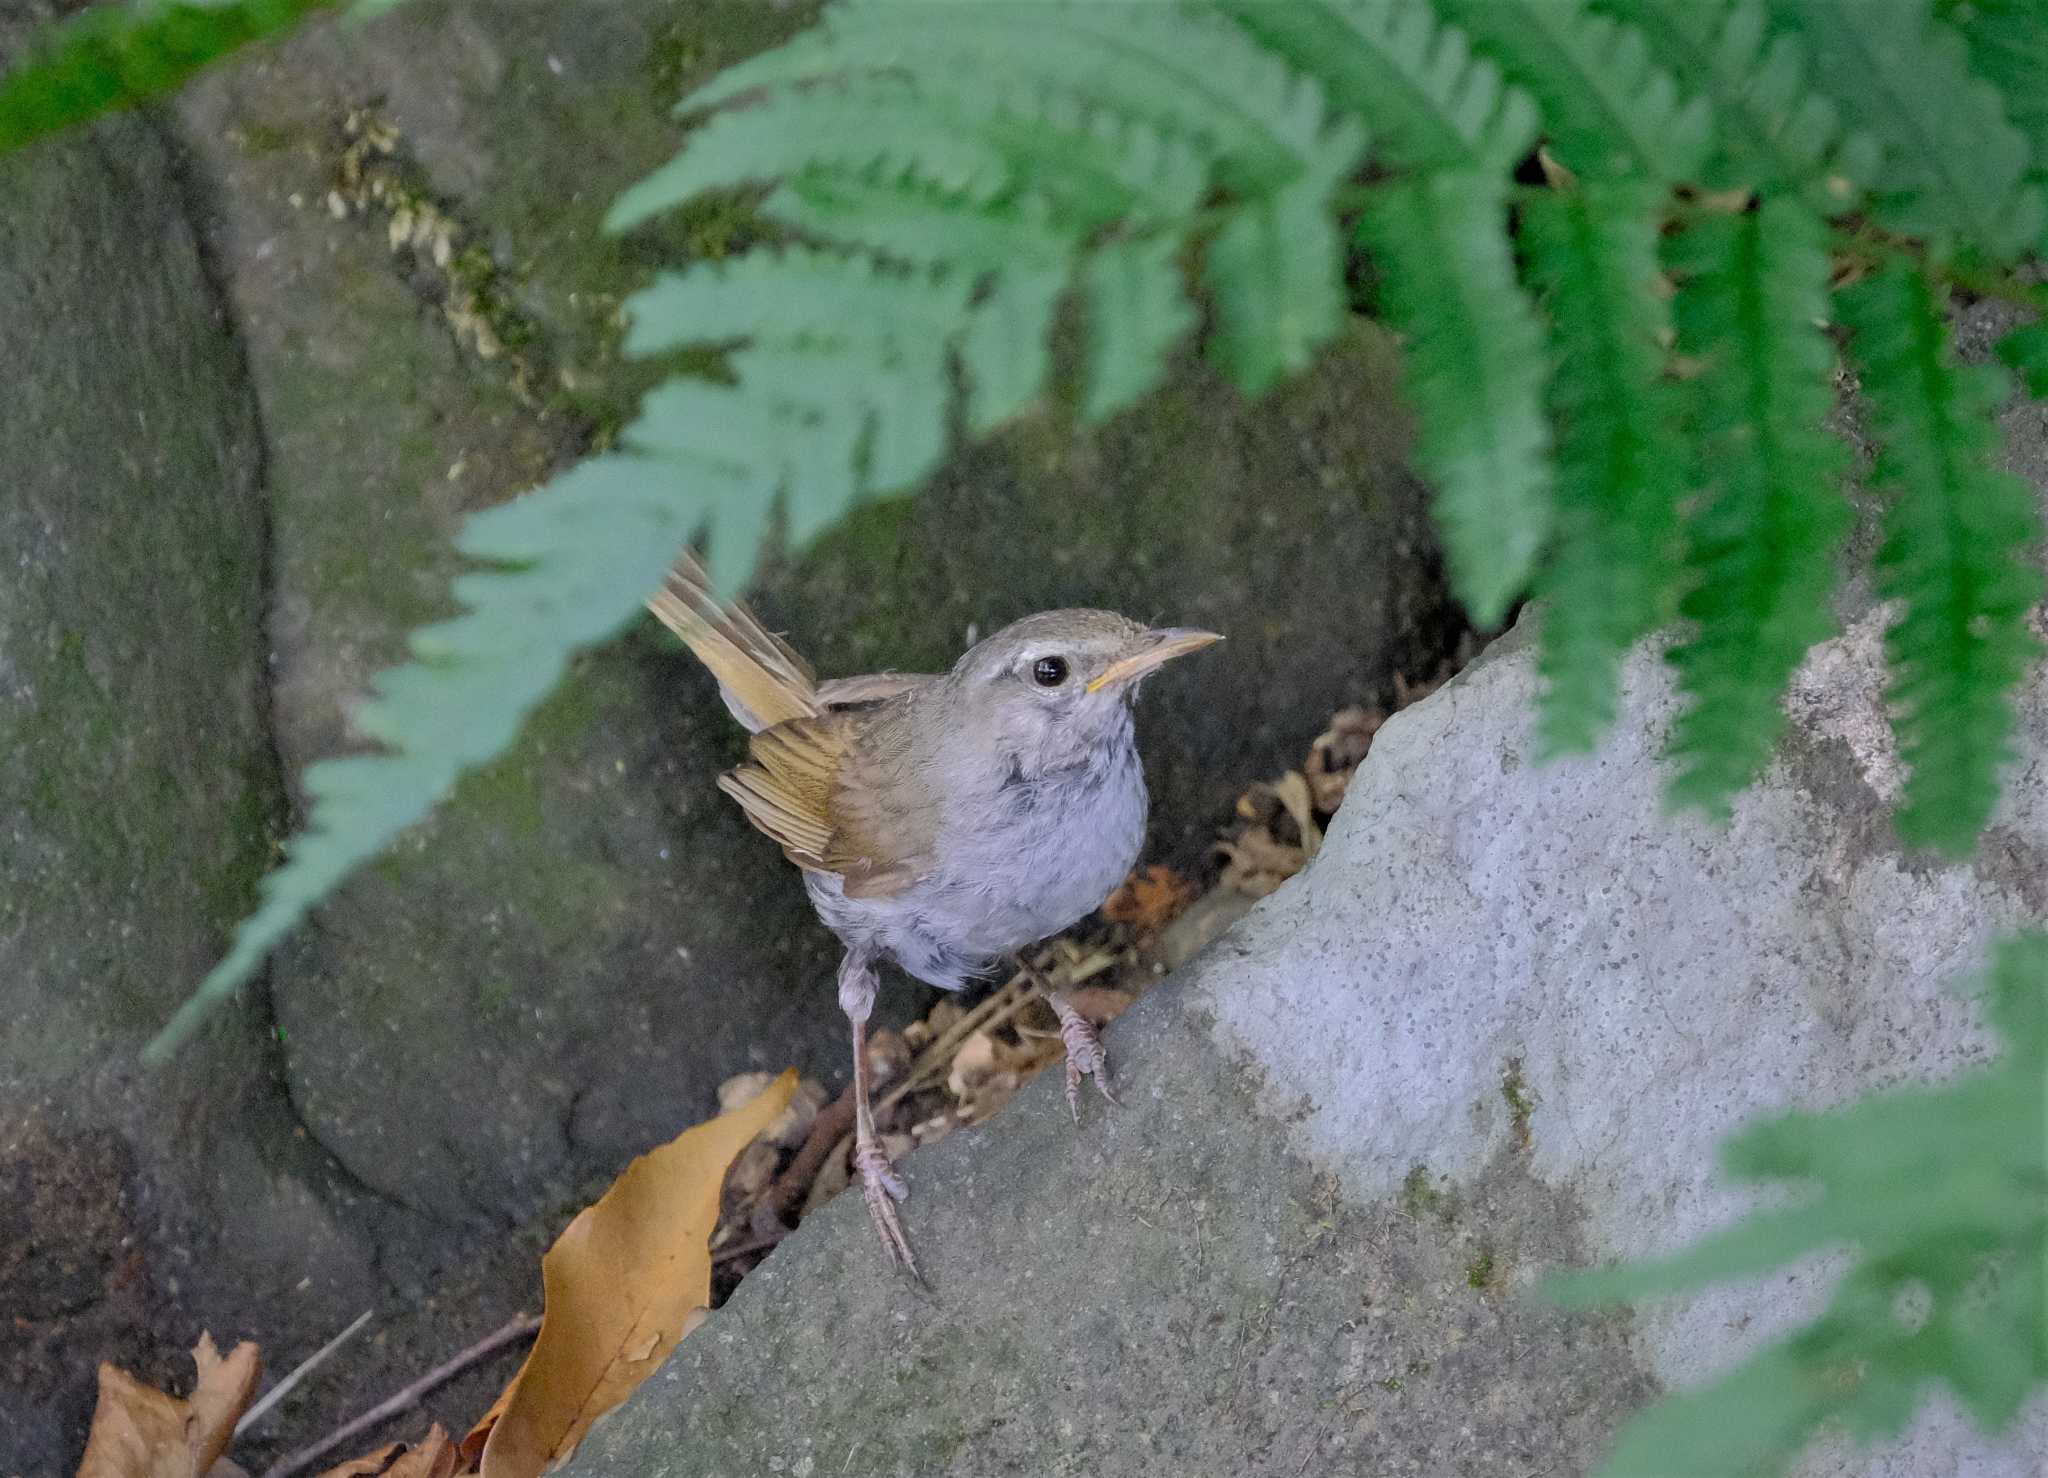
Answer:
646, 554, 820, 733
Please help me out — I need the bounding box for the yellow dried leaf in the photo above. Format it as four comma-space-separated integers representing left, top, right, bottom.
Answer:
77, 1333, 260, 1478
465, 1071, 796, 1478
313, 1424, 459, 1478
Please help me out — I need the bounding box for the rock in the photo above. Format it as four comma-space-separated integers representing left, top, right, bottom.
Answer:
172, 0, 852, 1231
166, 0, 1452, 1234
564, 520, 2048, 1470
0, 73, 370, 1472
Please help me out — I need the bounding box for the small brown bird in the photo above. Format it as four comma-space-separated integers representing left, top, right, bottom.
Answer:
650, 557, 1220, 1273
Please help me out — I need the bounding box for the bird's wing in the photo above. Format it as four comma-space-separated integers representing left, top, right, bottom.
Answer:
816, 671, 936, 708
717, 701, 938, 901
646, 556, 818, 732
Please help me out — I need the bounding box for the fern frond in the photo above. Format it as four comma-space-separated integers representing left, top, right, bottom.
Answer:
1554, 931, 2048, 1476
0, 0, 339, 152
1838, 262, 2045, 853
1429, 0, 1710, 182
1761, 0, 2043, 260
606, 81, 1014, 235
766, 172, 1073, 275
1995, 317, 2048, 399
1212, 0, 1539, 174
1957, 0, 2048, 251
621, 253, 970, 571
960, 264, 1070, 433
1663, 200, 1852, 816
145, 454, 708, 1060
681, 0, 1332, 195
1523, 182, 1686, 756
1206, 120, 1365, 393
1355, 172, 1552, 625
1082, 234, 1200, 423
1596, 0, 1878, 211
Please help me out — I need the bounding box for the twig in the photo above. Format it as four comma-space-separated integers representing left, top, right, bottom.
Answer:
236, 1310, 374, 1436
761, 1083, 858, 1226
257, 1312, 541, 1478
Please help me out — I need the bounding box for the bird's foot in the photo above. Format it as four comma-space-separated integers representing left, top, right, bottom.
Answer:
1047, 993, 1119, 1123
853, 1135, 920, 1279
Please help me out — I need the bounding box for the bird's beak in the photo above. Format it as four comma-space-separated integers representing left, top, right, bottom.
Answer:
1087, 627, 1224, 693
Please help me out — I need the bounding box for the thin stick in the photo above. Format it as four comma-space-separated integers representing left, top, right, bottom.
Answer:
236, 1310, 374, 1436
257, 1312, 541, 1478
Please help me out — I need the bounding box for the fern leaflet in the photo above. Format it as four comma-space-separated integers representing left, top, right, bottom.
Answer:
1838, 261, 2045, 854
1662, 200, 1851, 816
1429, 0, 1710, 182
146, 454, 710, 1059
1996, 316, 2048, 399
1523, 182, 1685, 756
0, 0, 340, 152
1211, 0, 1539, 175
1957, 0, 2048, 251
1761, 0, 2043, 259
1355, 171, 1551, 626
1595, 0, 1878, 211
1553, 931, 2048, 1478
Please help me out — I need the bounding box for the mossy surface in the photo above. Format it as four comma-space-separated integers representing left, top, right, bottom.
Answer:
0, 96, 301, 1476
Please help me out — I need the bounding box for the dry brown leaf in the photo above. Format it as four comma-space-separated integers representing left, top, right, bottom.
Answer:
946, 1030, 1003, 1100
1216, 827, 1307, 897
1269, 771, 1323, 859
76, 1333, 260, 1478
314, 1425, 459, 1478
464, 1071, 797, 1478
1060, 986, 1134, 1025
1100, 865, 1199, 933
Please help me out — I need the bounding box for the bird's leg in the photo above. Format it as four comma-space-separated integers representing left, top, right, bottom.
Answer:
1017, 956, 1119, 1123
839, 949, 918, 1277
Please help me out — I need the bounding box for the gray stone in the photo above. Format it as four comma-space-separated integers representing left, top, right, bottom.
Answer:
0, 68, 370, 1471
566, 519, 2048, 1473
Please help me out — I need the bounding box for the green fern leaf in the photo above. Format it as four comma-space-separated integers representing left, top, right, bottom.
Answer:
1523, 182, 1686, 756
0, 0, 338, 153
1663, 200, 1852, 816
1211, 0, 1539, 174
766, 173, 1072, 275
1957, 0, 2048, 250
607, 80, 1015, 235
1355, 171, 1552, 626
145, 454, 711, 1060
1205, 120, 1364, 393
1082, 234, 1199, 423
1838, 261, 2045, 853
621, 253, 969, 566
1554, 932, 2048, 1475
1761, 0, 2043, 259
679, 0, 1331, 197
1429, 0, 1710, 181
1995, 317, 2048, 399
960, 265, 1069, 433
1595, 0, 1878, 210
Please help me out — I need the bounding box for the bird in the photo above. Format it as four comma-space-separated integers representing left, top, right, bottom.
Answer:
648, 555, 1221, 1275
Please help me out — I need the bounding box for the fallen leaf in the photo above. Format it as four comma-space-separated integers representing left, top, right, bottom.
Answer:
1060, 986, 1134, 1025
1100, 865, 1199, 933
77, 1333, 260, 1478
1269, 771, 1323, 859
464, 1071, 797, 1478
1215, 827, 1307, 897
946, 1030, 1003, 1100
314, 1425, 459, 1478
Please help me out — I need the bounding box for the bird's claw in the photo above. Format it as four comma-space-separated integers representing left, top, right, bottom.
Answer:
1054, 1004, 1118, 1123
854, 1138, 920, 1278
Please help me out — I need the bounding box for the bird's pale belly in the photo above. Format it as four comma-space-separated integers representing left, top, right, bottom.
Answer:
806, 741, 1148, 991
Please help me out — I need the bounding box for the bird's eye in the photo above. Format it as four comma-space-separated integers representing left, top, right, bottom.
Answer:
1032, 656, 1070, 688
